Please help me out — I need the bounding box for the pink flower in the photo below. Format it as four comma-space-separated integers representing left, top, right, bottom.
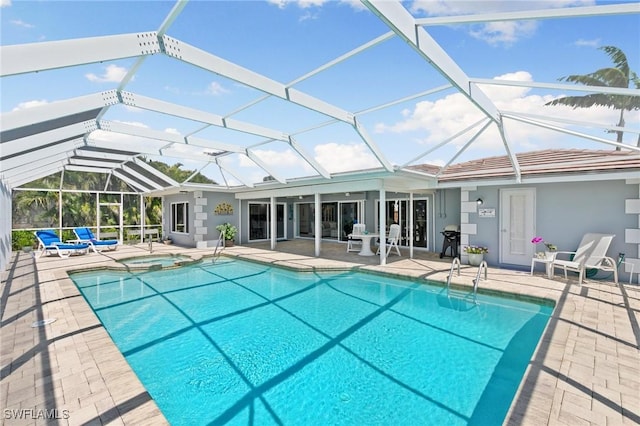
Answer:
531, 236, 543, 244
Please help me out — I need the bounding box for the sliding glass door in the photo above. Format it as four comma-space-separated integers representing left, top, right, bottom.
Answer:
296, 200, 363, 240
248, 202, 285, 241
376, 198, 429, 249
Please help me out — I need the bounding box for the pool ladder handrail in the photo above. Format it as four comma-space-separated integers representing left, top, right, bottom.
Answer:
472, 261, 488, 304
446, 257, 461, 295
211, 236, 224, 263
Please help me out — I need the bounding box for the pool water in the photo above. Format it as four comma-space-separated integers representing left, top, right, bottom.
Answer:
117, 254, 191, 267
70, 259, 552, 425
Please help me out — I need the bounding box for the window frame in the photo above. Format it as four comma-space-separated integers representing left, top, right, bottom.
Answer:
171, 202, 189, 234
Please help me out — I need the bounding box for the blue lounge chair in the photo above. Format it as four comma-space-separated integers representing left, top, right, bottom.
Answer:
34, 230, 89, 258
73, 227, 119, 253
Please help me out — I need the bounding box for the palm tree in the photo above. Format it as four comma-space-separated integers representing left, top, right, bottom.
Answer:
545, 46, 640, 148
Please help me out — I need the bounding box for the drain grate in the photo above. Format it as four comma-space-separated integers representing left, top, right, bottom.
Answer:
31, 318, 57, 328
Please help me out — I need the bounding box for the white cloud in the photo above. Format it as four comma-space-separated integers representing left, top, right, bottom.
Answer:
85, 64, 128, 83
314, 143, 380, 173
374, 70, 626, 154
244, 148, 308, 168
267, 0, 288, 9
574, 38, 600, 47
115, 120, 149, 128
10, 19, 34, 28
299, 10, 319, 22
12, 99, 48, 111
469, 20, 537, 46
1, 0, 12, 7
267, 0, 365, 11
409, 0, 595, 46
205, 81, 230, 96
267, 0, 326, 8
164, 128, 180, 135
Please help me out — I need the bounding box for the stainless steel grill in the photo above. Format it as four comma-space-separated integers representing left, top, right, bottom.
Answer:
440, 225, 460, 259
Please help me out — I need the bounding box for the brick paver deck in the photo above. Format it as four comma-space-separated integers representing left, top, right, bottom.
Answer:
1, 242, 638, 425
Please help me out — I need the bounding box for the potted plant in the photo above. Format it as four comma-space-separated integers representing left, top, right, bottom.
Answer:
531, 236, 557, 259
163, 236, 173, 245
216, 223, 238, 247
464, 245, 488, 266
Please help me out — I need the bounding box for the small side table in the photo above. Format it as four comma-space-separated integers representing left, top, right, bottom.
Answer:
531, 256, 554, 279
621, 261, 638, 284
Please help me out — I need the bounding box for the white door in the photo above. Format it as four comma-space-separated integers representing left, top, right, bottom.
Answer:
500, 188, 536, 266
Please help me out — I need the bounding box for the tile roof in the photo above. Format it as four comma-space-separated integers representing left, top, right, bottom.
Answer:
408, 149, 640, 182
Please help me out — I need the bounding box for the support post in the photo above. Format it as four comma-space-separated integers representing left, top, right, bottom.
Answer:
270, 196, 277, 250
409, 192, 414, 259
315, 193, 321, 257
379, 189, 386, 265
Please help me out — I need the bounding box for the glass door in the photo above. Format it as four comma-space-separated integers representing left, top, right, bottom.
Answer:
249, 203, 286, 241
412, 200, 428, 248
297, 203, 315, 237
276, 204, 285, 239
249, 203, 268, 240
377, 198, 429, 248
339, 202, 360, 241
321, 202, 338, 240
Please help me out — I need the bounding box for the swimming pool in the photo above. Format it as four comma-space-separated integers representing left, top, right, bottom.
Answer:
70, 258, 552, 425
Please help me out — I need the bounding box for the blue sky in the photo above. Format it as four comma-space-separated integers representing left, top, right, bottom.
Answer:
2, 0, 639, 185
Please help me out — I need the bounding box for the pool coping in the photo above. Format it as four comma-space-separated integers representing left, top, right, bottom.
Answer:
2, 243, 638, 425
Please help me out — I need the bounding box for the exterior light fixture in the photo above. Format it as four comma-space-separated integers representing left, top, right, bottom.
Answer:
345, 192, 350, 196
476, 198, 483, 205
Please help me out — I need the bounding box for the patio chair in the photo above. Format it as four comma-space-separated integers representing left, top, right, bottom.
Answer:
550, 233, 618, 285
347, 223, 366, 252
34, 229, 89, 258
376, 224, 401, 257
73, 227, 119, 253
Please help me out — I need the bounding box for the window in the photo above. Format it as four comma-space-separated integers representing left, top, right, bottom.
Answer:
171, 202, 189, 233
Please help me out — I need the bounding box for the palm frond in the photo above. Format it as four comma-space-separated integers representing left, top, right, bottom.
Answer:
545, 94, 617, 109
600, 46, 630, 79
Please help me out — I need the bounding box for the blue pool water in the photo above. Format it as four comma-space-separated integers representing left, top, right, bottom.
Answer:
70, 258, 552, 425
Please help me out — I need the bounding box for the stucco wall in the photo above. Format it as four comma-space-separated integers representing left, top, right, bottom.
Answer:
163, 191, 238, 247
433, 188, 462, 254
463, 179, 638, 282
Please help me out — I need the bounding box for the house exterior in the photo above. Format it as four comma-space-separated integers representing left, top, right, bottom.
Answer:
162, 149, 640, 283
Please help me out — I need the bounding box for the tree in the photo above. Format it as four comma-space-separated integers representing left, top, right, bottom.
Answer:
545, 46, 640, 148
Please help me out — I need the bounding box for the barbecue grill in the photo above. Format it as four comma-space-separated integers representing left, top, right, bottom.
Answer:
439, 225, 460, 259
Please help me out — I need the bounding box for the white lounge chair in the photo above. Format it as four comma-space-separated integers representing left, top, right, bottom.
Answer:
347, 223, 366, 252
551, 233, 618, 285
376, 224, 401, 257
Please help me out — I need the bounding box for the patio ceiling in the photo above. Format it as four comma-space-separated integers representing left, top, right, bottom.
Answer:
1, 1, 639, 194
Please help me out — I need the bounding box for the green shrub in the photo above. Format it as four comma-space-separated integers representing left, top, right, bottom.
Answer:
12, 230, 35, 251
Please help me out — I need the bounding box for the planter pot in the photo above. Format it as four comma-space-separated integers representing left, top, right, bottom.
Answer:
163, 240, 173, 245
468, 253, 484, 266
545, 251, 556, 259
224, 239, 234, 247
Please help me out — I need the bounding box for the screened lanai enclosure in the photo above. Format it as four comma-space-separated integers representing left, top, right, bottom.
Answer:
1, 1, 639, 271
